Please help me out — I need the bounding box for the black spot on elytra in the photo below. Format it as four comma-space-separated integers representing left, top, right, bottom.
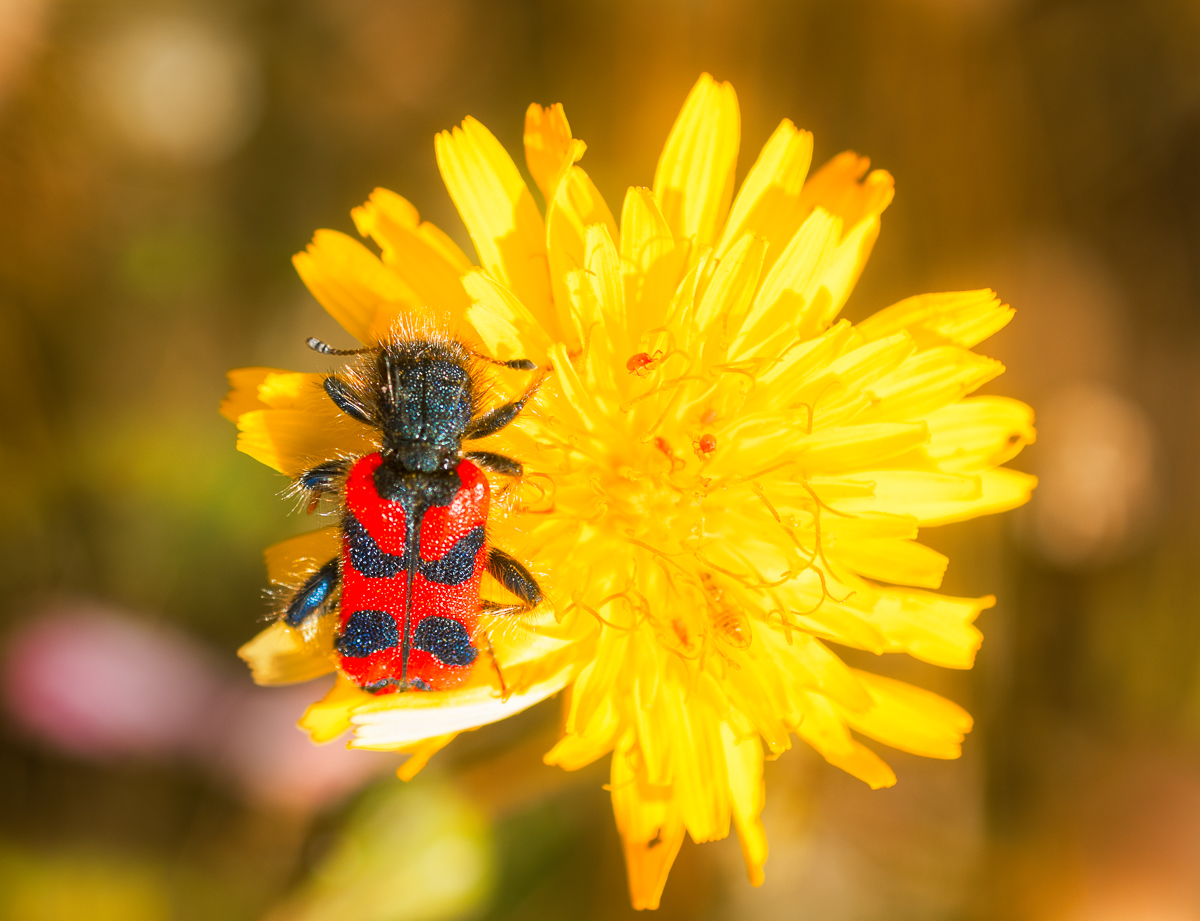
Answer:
411, 616, 477, 667
420, 526, 485, 586
336, 610, 399, 657
344, 512, 404, 578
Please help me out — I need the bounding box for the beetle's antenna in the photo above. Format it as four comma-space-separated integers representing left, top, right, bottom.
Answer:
307, 337, 367, 356
469, 348, 536, 371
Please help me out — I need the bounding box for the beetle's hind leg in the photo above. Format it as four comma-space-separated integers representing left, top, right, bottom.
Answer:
477, 547, 544, 699
484, 547, 543, 610
283, 557, 340, 627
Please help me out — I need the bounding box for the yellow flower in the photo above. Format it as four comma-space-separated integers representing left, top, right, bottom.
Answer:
224, 74, 1035, 909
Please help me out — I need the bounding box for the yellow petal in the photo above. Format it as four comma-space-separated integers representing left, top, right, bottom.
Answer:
828, 470, 978, 522
350, 188, 472, 325
546, 165, 618, 343
237, 407, 378, 477
819, 509, 920, 543
524, 102, 575, 199
799, 151, 895, 235
927, 468, 1038, 525
717, 118, 813, 265
396, 733, 458, 781
232, 371, 377, 475
835, 536, 949, 589
238, 622, 336, 686
711, 419, 929, 480
653, 73, 740, 248
855, 347, 1006, 424
797, 422, 930, 474
841, 671, 973, 759
693, 232, 767, 341
435, 116, 552, 321
292, 230, 421, 343
580, 223, 626, 340
631, 647, 670, 785
264, 528, 341, 584
869, 588, 992, 669
832, 468, 1035, 527
461, 270, 555, 365
794, 691, 896, 788
789, 333, 916, 427
781, 154, 893, 337
349, 664, 573, 750
721, 722, 767, 886
857, 289, 1014, 349
298, 674, 373, 743
660, 669, 730, 842
569, 624, 631, 736
620, 186, 689, 340
766, 577, 890, 656
610, 733, 686, 911
924, 396, 1036, 473
544, 692, 621, 770
252, 370, 323, 409
730, 208, 841, 360
794, 215, 883, 337
220, 367, 281, 422
759, 629, 872, 712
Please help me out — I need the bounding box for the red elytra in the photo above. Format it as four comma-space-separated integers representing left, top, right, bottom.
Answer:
338, 452, 490, 693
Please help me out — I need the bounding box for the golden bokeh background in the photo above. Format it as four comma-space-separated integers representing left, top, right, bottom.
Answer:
2, 0, 1199, 918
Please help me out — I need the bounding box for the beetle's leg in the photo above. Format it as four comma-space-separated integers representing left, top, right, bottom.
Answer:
323, 376, 374, 425
283, 557, 340, 626
478, 549, 542, 699
484, 547, 543, 609
478, 600, 525, 617
463, 371, 548, 440
465, 451, 523, 477
294, 459, 349, 513
478, 628, 509, 698
298, 459, 349, 494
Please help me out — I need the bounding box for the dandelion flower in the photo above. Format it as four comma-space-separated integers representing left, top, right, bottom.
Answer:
225, 74, 1035, 909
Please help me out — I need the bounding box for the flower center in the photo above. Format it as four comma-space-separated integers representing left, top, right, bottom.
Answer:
595, 434, 707, 550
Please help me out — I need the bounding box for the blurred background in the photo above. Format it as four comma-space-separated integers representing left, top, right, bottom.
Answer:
1, 0, 1199, 918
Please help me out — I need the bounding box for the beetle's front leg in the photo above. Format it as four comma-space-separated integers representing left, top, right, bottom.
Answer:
295, 459, 349, 513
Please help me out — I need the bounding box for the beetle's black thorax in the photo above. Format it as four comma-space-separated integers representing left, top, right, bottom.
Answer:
372, 340, 476, 479
373, 462, 461, 508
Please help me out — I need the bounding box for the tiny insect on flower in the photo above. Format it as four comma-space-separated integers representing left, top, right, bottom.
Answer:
224, 72, 1036, 910
626, 350, 664, 375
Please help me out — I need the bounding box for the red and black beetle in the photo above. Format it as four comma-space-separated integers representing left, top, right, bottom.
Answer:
282, 335, 546, 694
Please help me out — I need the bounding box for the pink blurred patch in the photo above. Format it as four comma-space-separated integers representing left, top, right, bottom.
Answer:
216, 677, 396, 811
3, 603, 224, 758
3, 602, 394, 810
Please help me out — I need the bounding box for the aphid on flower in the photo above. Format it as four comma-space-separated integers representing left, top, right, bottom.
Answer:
282, 334, 547, 694
699, 572, 752, 650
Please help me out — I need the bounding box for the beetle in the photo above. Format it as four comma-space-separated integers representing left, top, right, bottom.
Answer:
281, 334, 546, 694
